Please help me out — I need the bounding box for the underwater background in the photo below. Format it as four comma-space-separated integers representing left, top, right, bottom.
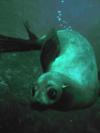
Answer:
0, 0, 100, 132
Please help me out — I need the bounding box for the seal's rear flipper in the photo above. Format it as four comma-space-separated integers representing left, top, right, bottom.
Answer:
0, 34, 42, 52
0, 22, 42, 52
24, 21, 38, 41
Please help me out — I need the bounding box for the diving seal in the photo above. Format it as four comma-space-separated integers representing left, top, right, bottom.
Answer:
32, 29, 99, 111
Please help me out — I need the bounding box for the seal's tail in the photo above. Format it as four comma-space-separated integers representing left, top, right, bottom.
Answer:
0, 22, 42, 52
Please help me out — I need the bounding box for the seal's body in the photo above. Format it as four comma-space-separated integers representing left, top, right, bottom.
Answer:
32, 29, 99, 110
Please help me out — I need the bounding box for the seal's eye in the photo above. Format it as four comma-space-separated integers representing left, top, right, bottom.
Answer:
47, 88, 57, 100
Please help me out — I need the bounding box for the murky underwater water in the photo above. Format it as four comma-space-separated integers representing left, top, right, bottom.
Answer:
0, 0, 100, 133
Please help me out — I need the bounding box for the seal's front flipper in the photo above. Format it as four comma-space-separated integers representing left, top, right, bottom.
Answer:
40, 29, 60, 72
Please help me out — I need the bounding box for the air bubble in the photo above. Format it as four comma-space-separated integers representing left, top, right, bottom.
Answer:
68, 26, 72, 31
56, 16, 62, 21
57, 10, 62, 13
60, 0, 64, 4
56, 0, 72, 30
57, 18, 62, 21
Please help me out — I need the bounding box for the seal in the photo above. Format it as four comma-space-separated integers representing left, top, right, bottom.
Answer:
0, 23, 99, 111
32, 29, 100, 111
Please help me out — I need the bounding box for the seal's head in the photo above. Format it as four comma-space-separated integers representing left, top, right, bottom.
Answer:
31, 71, 69, 106
31, 70, 99, 111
